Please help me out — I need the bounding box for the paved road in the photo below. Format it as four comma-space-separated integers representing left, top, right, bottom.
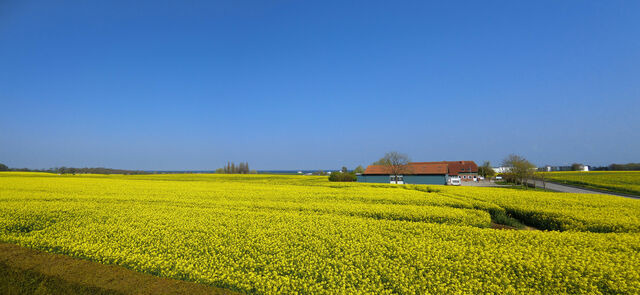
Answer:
526, 179, 638, 199
463, 180, 638, 199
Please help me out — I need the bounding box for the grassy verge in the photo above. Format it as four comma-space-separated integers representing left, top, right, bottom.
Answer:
0, 243, 236, 295
493, 181, 549, 192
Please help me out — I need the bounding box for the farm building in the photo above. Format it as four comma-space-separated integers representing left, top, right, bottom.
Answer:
429, 161, 478, 182
357, 161, 478, 185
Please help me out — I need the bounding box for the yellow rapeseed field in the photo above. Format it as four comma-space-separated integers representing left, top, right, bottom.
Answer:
538, 171, 640, 196
1, 172, 639, 294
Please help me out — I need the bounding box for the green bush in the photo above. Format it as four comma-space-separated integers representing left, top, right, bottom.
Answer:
328, 171, 357, 182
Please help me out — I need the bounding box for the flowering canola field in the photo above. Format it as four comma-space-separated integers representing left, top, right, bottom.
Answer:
538, 171, 640, 196
1, 172, 639, 294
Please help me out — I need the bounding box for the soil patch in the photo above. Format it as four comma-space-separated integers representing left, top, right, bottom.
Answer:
0, 243, 238, 295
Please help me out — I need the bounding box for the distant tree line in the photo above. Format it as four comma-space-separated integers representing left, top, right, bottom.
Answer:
52, 167, 149, 175
0, 163, 149, 175
567, 163, 640, 171
605, 163, 640, 171
215, 162, 256, 174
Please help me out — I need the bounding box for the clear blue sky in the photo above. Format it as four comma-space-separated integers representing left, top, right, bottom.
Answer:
1, 1, 639, 170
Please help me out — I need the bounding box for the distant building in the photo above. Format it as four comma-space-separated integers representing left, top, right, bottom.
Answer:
539, 165, 589, 172
358, 161, 478, 185
493, 166, 511, 173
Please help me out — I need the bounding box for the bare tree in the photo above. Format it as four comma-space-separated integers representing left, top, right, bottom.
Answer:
374, 152, 411, 184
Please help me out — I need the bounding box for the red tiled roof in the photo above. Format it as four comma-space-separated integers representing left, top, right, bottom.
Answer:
412, 161, 478, 175
363, 161, 478, 175
363, 162, 448, 175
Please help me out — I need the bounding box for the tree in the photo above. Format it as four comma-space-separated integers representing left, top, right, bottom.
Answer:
374, 152, 411, 184
372, 158, 387, 165
0, 163, 8, 171
341, 166, 348, 173
477, 161, 495, 179
353, 165, 365, 174
219, 162, 251, 174
571, 163, 584, 171
501, 154, 536, 187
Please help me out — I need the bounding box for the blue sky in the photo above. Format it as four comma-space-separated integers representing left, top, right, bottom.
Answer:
1, 1, 639, 170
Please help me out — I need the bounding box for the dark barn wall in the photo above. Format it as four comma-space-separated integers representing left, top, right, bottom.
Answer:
404, 175, 446, 185
356, 175, 389, 183
358, 174, 446, 185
